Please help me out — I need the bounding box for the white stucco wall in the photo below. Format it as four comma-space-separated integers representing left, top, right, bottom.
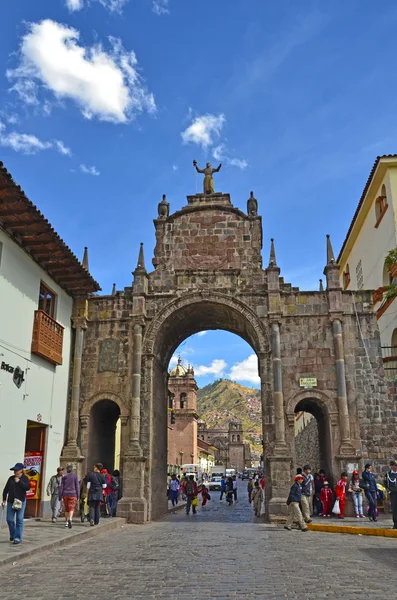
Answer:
0, 229, 73, 501
339, 171, 397, 347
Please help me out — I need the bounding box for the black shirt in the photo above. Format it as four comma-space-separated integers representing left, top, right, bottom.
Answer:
2, 475, 30, 503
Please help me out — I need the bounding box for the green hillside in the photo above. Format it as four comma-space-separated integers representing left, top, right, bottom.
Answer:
197, 379, 262, 448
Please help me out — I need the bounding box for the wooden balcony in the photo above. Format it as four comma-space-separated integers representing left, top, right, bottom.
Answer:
31, 310, 64, 365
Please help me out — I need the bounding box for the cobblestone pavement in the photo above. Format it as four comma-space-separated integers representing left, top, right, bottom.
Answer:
1, 484, 397, 599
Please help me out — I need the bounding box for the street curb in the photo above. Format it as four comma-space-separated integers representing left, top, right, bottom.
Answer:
0, 518, 126, 568
167, 502, 187, 514
307, 523, 397, 537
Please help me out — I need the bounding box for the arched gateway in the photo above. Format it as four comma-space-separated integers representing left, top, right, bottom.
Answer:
61, 186, 392, 523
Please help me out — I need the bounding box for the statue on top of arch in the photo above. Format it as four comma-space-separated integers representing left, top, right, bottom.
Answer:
193, 159, 222, 194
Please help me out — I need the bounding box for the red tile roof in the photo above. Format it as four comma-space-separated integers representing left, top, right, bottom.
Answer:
0, 161, 101, 296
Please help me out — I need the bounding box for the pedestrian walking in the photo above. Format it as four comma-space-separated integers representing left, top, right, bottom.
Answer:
220, 476, 227, 503
284, 475, 308, 532
1, 462, 30, 544
314, 473, 324, 516
252, 481, 263, 517
226, 477, 234, 505
185, 475, 199, 515
106, 470, 120, 517
232, 474, 238, 502
46, 466, 64, 522
348, 470, 364, 518
169, 473, 180, 507
385, 460, 397, 529
362, 464, 378, 522
335, 472, 348, 519
301, 464, 313, 523
80, 478, 89, 523
201, 482, 210, 508
85, 463, 107, 526
59, 464, 79, 529
319, 481, 332, 517
247, 478, 253, 503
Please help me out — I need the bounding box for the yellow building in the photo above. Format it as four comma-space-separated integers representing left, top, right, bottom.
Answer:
338, 155, 397, 375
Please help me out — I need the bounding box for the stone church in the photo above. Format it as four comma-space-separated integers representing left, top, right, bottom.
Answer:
60, 172, 395, 523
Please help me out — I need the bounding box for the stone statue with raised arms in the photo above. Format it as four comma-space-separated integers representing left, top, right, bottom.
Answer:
193, 160, 222, 194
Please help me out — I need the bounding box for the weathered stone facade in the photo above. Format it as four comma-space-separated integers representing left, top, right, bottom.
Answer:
295, 418, 320, 474
61, 189, 396, 523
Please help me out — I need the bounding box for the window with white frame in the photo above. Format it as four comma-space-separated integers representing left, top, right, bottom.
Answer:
356, 260, 363, 290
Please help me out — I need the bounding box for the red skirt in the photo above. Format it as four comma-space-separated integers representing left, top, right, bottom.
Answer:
63, 496, 77, 512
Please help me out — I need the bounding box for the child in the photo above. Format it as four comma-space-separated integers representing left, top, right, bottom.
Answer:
284, 474, 308, 532
314, 473, 324, 516
201, 482, 210, 508
348, 470, 364, 518
247, 478, 253, 504
335, 472, 348, 519
319, 480, 332, 517
251, 481, 263, 517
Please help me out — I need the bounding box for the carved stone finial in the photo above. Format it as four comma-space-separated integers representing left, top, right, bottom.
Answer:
319, 278, 324, 292
112, 283, 116, 296
82, 246, 89, 271
136, 243, 146, 272
326, 234, 335, 265
247, 190, 258, 216
269, 238, 277, 267
158, 194, 170, 218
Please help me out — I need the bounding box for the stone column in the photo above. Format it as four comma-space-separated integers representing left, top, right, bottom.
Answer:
332, 318, 354, 454
271, 322, 287, 452
130, 323, 143, 448
61, 318, 86, 467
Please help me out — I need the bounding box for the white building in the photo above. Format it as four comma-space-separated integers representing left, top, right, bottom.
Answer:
0, 162, 99, 517
338, 155, 397, 376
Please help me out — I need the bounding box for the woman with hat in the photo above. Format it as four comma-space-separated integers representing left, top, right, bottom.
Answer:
1, 462, 30, 544
284, 474, 308, 532
348, 470, 364, 518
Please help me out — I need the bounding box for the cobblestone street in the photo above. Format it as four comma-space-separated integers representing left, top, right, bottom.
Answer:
1, 484, 397, 599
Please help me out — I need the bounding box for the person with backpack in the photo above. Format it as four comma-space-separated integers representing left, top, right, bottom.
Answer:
220, 476, 227, 503
362, 464, 378, 522
107, 470, 120, 516
284, 474, 308, 532
184, 475, 199, 515
85, 463, 107, 526
385, 460, 397, 529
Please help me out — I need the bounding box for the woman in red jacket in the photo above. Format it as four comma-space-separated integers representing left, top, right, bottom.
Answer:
319, 481, 332, 517
335, 472, 348, 519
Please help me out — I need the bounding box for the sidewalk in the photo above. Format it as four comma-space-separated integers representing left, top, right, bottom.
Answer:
0, 516, 125, 567
307, 514, 397, 537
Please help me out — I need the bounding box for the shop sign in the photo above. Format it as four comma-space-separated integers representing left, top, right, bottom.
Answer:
24, 452, 43, 499
299, 377, 317, 389
1, 361, 25, 388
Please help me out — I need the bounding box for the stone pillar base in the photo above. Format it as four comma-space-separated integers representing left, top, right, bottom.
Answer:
59, 446, 85, 478
119, 450, 147, 523
266, 455, 293, 521
117, 497, 148, 524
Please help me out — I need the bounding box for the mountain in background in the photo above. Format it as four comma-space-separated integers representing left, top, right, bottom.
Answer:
197, 379, 262, 449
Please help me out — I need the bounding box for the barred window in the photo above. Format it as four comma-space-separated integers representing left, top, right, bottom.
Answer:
356, 260, 363, 290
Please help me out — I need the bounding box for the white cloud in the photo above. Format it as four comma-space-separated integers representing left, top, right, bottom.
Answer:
212, 144, 248, 170
65, 0, 84, 11
181, 113, 225, 149
197, 331, 207, 337
0, 121, 71, 155
194, 359, 227, 377
80, 164, 100, 176
229, 354, 260, 385
7, 19, 156, 124
65, 0, 128, 12
169, 356, 178, 367
54, 140, 71, 156
172, 164, 178, 171
152, 0, 170, 15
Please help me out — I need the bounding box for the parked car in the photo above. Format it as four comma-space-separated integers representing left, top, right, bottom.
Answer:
208, 476, 222, 491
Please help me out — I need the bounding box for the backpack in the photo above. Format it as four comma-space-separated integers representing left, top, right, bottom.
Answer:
109, 476, 119, 492
186, 481, 195, 496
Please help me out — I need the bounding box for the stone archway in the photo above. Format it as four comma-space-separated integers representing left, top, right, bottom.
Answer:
140, 292, 270, 521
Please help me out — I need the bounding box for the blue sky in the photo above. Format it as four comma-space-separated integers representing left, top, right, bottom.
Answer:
2, 1, 397, 387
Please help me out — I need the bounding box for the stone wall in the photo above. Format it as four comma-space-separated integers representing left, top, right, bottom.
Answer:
295, 418, 320, 472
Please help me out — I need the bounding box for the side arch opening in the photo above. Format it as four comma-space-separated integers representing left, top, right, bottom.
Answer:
87, 400, 121, 473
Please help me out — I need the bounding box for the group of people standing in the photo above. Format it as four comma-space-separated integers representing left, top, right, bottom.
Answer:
2, 461, 121, 545
284, 460, 397, 531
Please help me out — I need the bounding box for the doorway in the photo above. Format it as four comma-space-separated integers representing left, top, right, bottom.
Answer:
87, 400, 121, 472
294, 398, 333, 483
24, 421, 47, 518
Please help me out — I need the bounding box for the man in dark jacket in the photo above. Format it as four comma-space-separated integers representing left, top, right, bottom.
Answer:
85, 463, 107, 526
385, 460, 397, 529
2, 462, 30, 544
362, 464, 378, 522
301, 464, 313, 523
284, 475, 308, 532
